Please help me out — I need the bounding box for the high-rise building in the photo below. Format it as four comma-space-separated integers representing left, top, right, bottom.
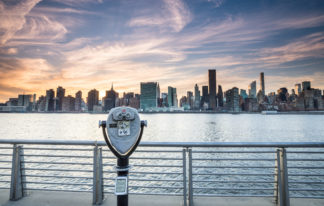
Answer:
295, 84, 301, 95
302, 81, 311, 91
75, 91, 82, 112
62, 95, 75, 112
45, 89, 55, 112
240, 89, 248, 99
194, 84, 201, 110
217, 85, 223, 107
140, 82, 159, 110
87, 89, 99, 111
18, 94, 32, 108
260, 72, 265, 96
56, 86, 65, 111
208, 69, 217, 110
168, 86, 178, 107
277, 88, 288, 102
37, 95, 46, 112
103, 84, 119, 111
161, 93, 168, 107
187, 91, 193, 109
225, 87, 240, 112
201, 86, 209, 108
248, 81, 257, 98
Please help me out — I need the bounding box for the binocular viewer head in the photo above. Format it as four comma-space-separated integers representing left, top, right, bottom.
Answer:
100, 106, 146, 158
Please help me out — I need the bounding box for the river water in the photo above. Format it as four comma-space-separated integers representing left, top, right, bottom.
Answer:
0, 113, 324, 142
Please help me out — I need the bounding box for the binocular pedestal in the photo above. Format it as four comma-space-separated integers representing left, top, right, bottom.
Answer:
116, 158, 129, 206
99, 106, 147, 206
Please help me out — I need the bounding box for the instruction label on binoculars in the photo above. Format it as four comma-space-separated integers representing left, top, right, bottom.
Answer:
117, 121, 130, 136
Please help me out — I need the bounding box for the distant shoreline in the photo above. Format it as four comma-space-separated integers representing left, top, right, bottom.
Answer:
1, 111, 324, 115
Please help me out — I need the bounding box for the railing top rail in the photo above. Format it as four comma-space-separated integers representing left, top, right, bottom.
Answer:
0, 139, 324, 148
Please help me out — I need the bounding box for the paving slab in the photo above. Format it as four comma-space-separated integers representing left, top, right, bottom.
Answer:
1, 190, 324, 206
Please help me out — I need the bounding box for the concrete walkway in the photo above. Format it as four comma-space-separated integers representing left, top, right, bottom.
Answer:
1, 190, 324, 206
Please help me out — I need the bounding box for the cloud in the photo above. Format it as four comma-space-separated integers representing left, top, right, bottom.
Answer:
258, 32, 324, 64
0, 0, 41, 45
129, 0, 192, 32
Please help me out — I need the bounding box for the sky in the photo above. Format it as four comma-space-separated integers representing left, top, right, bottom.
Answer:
1, 0, 324, 102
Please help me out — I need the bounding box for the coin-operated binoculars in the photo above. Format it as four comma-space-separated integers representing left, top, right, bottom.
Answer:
99, 107, 147, 206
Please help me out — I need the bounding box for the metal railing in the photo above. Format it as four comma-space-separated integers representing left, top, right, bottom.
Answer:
1, 140, 324, 206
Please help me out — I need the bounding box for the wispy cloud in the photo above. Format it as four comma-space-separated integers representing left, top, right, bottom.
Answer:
129, 0, 192, 32
0, 0, 41, 45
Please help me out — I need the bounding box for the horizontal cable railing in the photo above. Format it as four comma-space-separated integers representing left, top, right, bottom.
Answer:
0, 139, 324, 206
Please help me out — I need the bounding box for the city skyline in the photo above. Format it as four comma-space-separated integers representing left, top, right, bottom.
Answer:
1, 0, 324, 102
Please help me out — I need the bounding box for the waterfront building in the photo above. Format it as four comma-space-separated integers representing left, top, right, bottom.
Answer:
87, 89, 99, 112
302, 81, 311, 91
161, 93, 168, 107
225, 87, 240, 112
180, 96, 189, 109
295, 84, 301, 95
32, 94, 36, 112
201, 86, 209, 108
194, 84, 201, 110
75, 91, 82, 112
260, 72, 265, 96
187, 91, 193, 109
217, 85, 223, 107
37, 96, 46, 112
128, 94, 140, 109
56, 86, 65, 111
277, 88, 288, 102
140, 82, 159, 110
168, 86, 178, 107
244, 98, 259, 112
304, 89, 315, 110
7, 98, 18, 106
248, 81, 257, 98
208, 69, 217, 110
62, 95, 75, 112
240, 89, 248, 99
18, 94, 32, 111
103, 84, 119, 111
45, 89, 55, 112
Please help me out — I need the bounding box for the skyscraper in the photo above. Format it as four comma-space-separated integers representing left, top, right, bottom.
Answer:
187, 91, 193, 109
168, 86, 178, 107
56, 86, 65, 111
194, 84, 201, 110
302, 81, 311, 91
208, 69, 217, 110
295, 84, 301, 95
218, 85, 223, 107
75, 91, 82, 112
140, 82, 159, 110
201, 86, 209, 108
260, 72, 265, 96
225, 87, 240, 112
248, 81, 257, 98
45, 89, 55, 112
103, 84, 119, 111
87, 89, 99, 111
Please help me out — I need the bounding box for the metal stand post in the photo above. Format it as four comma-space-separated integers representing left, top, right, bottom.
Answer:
276, 148, 290, 206
10, 145, 25, 201
117, 158, 129, 206
93, 146, 103, 205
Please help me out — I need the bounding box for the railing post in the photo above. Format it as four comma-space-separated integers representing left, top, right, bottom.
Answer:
276, 148, 290, 206
274, 151, 278, 204
10, 145, 25, 201
188, 148, 193, 206
182, 148, 187, 206
93, 146, 104, 205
